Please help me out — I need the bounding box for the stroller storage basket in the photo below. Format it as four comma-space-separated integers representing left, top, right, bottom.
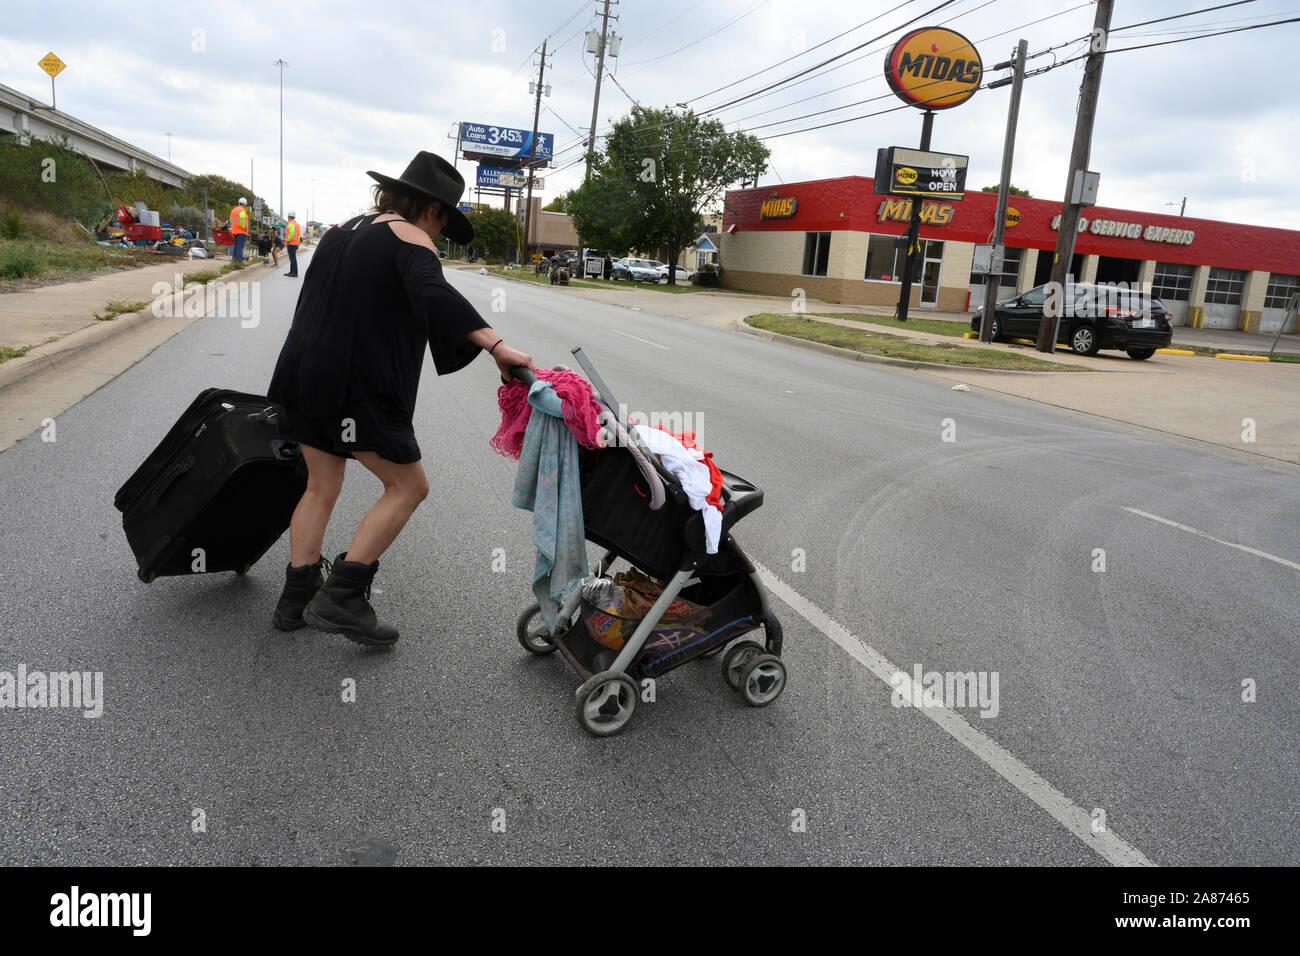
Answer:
574, 573, 760, 680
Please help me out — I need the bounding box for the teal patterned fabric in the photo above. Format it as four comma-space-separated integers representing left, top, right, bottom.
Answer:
512, 406, 587, 632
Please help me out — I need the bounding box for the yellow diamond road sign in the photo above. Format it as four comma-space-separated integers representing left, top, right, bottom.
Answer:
39, 53, 66, 78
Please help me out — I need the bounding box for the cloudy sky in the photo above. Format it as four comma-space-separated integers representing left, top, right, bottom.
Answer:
2, 0, 1298, 229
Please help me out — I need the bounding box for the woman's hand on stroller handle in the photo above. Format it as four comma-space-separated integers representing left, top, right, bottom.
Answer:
491, 343, 535, 384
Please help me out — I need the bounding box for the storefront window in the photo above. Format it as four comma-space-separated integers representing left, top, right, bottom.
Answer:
1152, 262, 1194, 301
864, 235, 943, 282
1264, 273, 1300, 309
802, 232, 831, 276
865, 235, 898, 281
1205, 267, 1245, 305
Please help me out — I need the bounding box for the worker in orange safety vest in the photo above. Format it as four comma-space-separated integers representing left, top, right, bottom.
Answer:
229, 197, 250, 263
284, 213, 301, 277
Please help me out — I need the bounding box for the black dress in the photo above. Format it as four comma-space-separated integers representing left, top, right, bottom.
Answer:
267, 213, 489, 464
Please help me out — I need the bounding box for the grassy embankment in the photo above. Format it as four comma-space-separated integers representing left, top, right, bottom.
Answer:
747, 313, 1085, 371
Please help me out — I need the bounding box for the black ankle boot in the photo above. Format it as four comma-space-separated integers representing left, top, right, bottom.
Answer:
272, 556, 330, 631
302, 552, 399, 647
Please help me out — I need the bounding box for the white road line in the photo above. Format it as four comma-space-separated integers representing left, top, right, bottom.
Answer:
609, 328, 670, 350
1124, 508, 1300, 572
753, 561, 1156, 867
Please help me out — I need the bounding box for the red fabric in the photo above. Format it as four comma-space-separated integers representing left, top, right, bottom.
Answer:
650, 425, 723, 511
490, 368, 605, 460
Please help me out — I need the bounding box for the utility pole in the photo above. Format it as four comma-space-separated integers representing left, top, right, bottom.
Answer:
979, 39, 1028, 342
522, 40, 548, 268
894, 110, 933, 322
274, 59, 289, 225
584, 0, 617, 182
1037, 0, 1113, 352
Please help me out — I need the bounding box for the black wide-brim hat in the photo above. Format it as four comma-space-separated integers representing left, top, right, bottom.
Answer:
366, 151, 474, 244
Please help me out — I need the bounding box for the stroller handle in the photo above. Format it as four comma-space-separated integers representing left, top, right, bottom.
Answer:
509, 365, 537, 387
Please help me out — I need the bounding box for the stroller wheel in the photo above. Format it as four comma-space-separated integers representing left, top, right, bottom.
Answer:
738, 654, 787, 707
516, 604, 557, 655
574, 670, 638, 736
722, 640, 765, 690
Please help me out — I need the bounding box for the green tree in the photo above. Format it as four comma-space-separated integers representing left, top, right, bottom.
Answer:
569, 105, 769, 284
465, 206, 519, 260
981, 184, 1031, 197
543, 191, 569, 212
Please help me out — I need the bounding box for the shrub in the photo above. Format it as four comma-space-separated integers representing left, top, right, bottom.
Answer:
0, 244, 44, 279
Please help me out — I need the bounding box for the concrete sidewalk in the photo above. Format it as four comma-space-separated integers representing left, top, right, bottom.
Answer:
0, 255, 248, 351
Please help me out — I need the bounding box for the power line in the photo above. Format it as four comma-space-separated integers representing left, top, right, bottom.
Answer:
1110, 0, 1261, 35
686, 0, 921, 104
696, 0, 963, 114
724, 0, 1001, 126
636, 0, 710, 45
622, 0, 768, 69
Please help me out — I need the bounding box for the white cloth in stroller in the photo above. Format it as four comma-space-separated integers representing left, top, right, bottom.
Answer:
633, 425, 722, 554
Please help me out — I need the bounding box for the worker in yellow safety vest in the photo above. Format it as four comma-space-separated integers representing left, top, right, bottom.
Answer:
284, 213, 301, 278
229, 197, 249, 263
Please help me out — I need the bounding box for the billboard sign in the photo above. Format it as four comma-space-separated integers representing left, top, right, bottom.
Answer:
874, 146, 969, 199
460, 123, 554, 163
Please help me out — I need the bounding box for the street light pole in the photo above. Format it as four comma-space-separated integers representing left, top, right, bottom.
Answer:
274, 59, 289, 223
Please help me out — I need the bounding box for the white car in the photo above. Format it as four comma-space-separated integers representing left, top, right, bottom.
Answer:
654, 264, 694, 284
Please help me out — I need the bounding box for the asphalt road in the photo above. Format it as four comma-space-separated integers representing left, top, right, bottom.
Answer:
1, 262, 1296, 866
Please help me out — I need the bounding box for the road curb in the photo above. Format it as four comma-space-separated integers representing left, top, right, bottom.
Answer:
736, 319, 1077, 375
0, 257, 276, 393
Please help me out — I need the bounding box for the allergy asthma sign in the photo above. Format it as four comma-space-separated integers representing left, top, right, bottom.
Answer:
885, 27, 982, 110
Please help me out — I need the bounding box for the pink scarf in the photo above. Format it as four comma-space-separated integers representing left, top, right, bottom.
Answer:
490, 368, 605, 460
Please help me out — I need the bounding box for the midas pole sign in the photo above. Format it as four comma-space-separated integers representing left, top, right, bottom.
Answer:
884, 27, 982, 110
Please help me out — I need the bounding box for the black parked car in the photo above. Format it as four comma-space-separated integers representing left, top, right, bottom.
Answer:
970, 282, 1173, 359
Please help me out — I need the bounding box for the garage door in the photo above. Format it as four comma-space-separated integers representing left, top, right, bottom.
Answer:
1262, 274, 1299, 333
1202, 267, 1244, 329
1152, 262, 1193, 327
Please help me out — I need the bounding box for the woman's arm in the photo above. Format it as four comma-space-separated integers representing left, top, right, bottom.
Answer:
466, 328, 535, 383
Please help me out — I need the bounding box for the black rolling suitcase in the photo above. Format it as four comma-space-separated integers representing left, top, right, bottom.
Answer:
114, 388, 307, 583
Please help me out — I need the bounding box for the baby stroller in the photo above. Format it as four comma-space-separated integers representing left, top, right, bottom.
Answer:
511, 348, 785, 736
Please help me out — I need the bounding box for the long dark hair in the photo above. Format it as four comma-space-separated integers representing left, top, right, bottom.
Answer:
370, 183, 441, 222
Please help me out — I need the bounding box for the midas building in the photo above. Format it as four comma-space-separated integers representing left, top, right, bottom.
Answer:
717, 177, 1300, 333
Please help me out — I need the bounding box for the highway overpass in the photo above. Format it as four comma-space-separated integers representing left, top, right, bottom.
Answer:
0, 81, 190, 188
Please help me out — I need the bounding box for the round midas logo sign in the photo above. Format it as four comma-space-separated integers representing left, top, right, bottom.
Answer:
895, 167, 918, 186
885, 27, 982, 110
1005, 207, 1021, 228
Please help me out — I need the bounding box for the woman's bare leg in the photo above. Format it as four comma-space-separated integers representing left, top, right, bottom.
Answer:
290, 444, 346, 566
346, 452, 430, 564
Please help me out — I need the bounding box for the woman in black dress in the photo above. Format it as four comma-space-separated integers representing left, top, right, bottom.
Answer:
267, 152, 533, 646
